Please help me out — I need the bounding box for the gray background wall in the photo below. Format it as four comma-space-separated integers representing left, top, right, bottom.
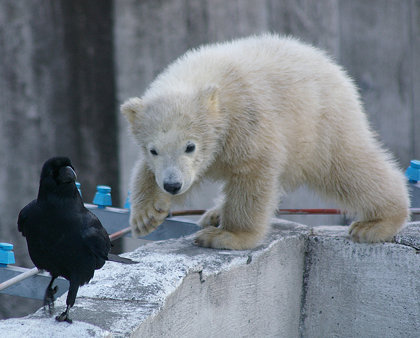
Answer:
0, 0, 419, 319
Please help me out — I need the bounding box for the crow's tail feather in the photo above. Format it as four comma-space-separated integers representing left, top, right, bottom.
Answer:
107, 253, 137, 264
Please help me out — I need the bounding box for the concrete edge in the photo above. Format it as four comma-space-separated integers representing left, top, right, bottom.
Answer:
1, 220, 419, 337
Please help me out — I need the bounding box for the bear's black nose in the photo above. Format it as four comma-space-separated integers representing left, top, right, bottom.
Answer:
164, 182, 182, 195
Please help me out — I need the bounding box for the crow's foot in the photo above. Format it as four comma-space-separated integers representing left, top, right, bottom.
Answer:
56, 311, 72, 324
55, 305, 73, 323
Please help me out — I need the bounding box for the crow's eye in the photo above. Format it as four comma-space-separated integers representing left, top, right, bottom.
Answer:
150, 149, 158, 156
50, 170, 58, 178
185, 143, 195, 153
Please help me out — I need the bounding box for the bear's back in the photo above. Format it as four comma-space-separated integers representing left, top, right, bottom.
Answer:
143, 34, 341, 98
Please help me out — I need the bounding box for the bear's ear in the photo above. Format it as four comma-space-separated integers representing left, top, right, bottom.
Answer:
120, 97, 144, 125
200, 85, 220, 116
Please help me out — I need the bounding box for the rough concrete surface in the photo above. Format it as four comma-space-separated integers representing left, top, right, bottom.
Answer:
1, 220, 420, 337
302, 223, 420, 338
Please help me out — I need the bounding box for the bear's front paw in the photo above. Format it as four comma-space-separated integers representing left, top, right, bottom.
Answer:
194, 227, 233, 249
194, 227, 260, 250
198, 208, 221, 228
130, 198, 170, 237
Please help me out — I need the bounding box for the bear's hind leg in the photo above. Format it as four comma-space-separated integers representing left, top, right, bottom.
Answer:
198, 199, 223, 228
327, 149, 410, 243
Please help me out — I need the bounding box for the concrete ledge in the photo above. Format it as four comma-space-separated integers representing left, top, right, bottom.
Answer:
1, 221, 420, 337
302, 223, 420, 338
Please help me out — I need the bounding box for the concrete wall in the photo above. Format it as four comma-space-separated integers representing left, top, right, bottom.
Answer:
1, 220, 420, 337
301, 226, 420, 337
0, 0, 118, 318
135, 234, 306, 337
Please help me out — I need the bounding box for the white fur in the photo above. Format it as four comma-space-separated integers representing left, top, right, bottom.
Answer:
121, 34, 410, 249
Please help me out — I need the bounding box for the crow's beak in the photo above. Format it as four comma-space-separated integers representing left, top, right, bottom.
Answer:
58, 166, 77, 184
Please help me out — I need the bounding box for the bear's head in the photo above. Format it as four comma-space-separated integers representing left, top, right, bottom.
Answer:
121, 86, 222, 196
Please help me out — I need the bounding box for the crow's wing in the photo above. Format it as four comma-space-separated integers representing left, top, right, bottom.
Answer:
17, 200, 37, 237
81, 210, 111, 268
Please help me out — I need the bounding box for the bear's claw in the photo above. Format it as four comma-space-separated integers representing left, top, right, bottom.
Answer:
130, 196, 171, 237
198, 208, 221, 228
349, 219, 396, 243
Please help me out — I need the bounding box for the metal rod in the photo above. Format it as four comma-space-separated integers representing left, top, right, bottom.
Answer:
108, 207, 420, 241
109, 226, 131, 241
410, 208, 420, 214
170, 209, 207, 217
168, 208, 420, 217
0, 267, 40, 292
276, 208, 341, 215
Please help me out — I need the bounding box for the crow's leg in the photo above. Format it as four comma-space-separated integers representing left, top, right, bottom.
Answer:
56, 281, 79, 324
44, 276, 58, 315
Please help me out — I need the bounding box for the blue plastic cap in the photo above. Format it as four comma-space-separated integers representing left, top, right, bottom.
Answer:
0, 242, 15, 267
93, 185, 112, 209
405, 160, 420, 183
410, 160, 420, 169
0, 243, 13, 250
124, 191, 131, 209
75, 181, 82, 197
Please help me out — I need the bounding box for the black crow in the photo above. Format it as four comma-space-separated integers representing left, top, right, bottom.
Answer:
18, 156, 135, 323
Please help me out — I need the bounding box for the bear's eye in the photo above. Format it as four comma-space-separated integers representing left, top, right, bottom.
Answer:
150, 149, 158, 156
185, 143, 196, 153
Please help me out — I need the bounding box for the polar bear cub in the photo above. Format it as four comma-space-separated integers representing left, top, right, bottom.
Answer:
121, 34, 409, 250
